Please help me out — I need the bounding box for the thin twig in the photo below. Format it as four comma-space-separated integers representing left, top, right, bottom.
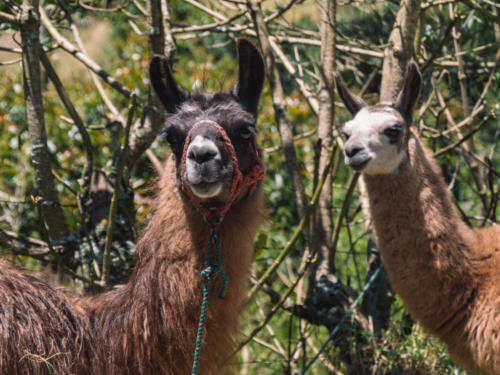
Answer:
264, 129, 317, 153
329, 172, 360, 270
233, 250, 316, 356
40, 50, 93, 195
460, 0, 500, 25
434, 110, 495, 157
244, 146, 336, 305
78, 0, 130, 12
101, 93, 137, 287
40, 7, 146, 107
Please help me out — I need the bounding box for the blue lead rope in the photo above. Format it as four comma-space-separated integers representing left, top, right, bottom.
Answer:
192, 227, 228, 375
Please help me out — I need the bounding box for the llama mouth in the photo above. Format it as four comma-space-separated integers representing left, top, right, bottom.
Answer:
188, 180, 224, 199
348, 158, 370, 171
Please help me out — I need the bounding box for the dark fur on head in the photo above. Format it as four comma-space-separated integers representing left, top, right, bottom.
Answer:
163, 94, 257, 174
150, 38, 265, 207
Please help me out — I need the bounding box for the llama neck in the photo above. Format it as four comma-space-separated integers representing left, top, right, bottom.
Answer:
363, 131, 478, 333
87, 155, 264, 374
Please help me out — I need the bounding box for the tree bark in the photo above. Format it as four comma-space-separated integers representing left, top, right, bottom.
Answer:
20, 0, 75, 256
315, 0, 336, 276
161, 0, 177, 62
380, 0, 421, 102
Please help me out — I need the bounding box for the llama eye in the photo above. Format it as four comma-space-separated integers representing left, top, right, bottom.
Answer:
383, 125, 402, 139
240, 124, 256, 139
342, 131, 350, 140
241, 132, 252, 139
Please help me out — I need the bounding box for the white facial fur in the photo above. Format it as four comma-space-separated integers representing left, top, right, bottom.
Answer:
185, 135, 223, 198
343, 107, 406, 175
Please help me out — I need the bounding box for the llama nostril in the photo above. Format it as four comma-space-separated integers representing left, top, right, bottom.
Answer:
188, 145, 218, 164
345, 146, 363, 158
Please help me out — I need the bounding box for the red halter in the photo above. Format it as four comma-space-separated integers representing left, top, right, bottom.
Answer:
180, 120, 265, 221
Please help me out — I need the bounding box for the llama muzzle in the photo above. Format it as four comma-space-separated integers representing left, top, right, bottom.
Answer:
180, 119, 265, 221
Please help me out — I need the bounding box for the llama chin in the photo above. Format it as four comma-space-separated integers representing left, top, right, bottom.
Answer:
189, 180, 224, 199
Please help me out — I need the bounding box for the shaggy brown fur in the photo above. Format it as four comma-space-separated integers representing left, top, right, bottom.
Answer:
0, 158, 264, 374
0, 38, 265, 375
80, 156, 264, 374
337, 63, 500, 374
0, 264, 94, 374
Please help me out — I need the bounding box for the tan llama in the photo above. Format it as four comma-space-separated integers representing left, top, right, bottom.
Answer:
335, 62, 500, 374
0, 38, 266, 375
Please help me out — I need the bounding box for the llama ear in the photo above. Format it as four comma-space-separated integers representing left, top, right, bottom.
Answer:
334, 73, 367, 117
394, 61, 422, 123
233, 38, 265, 116
149, 55, 188, 113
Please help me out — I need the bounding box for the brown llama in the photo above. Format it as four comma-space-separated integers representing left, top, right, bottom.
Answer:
335, 62, 500, 374
0, 38, 266, 375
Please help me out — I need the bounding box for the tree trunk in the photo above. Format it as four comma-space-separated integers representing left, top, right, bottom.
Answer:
380, 0, 421, 102
20, 0, 75, 261
315, 0, 336, 276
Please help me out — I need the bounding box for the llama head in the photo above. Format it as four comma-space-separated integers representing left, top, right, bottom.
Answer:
149, 38, 265, 209
335, 61, 422, 175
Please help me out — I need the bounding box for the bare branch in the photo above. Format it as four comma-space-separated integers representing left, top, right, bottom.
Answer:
78, 0, 130, 12
460, 0, 500, 25
127, 0, 176, 168
244, 147, 336, 305
264, 129, 316, 154
0, 10, 18, 24
448, 2, 488, 212
102, 94, 137, 287
40, 50, 93, 197
40, 7, 146, 107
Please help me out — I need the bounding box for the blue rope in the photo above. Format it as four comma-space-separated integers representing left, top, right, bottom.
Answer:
367, 248, 384, 317
192, 227, 228, 375
370, 267, 385, 317
299, 265, 383, 374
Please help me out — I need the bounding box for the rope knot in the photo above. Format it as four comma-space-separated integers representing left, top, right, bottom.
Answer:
201, 262, 221, 282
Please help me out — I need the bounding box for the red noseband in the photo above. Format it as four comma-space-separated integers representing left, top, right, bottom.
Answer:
180, 120, 265, 221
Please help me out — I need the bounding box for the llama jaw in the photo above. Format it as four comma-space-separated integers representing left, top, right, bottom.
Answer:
188, 180, 224, 199
184, 135, 228, 199
345, 155, 371, 171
